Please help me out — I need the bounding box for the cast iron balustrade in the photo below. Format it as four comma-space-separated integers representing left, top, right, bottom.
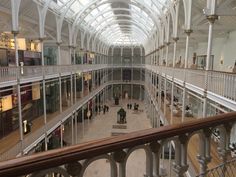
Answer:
146, 65, 236, 103
1, 64, 235, 103
0, 64, 108, 87
0, 112, 235, 177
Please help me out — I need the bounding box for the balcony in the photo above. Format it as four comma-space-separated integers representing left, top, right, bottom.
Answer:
0, 64, 108, 87
0, 112, 235, 177
146, 65, 236, 111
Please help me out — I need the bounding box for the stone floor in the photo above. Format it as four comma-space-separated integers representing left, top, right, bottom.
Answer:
63, 99, 175, 177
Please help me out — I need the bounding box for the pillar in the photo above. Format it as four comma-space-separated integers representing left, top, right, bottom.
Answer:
182, 30, 192, 122
13, 31, 24, 154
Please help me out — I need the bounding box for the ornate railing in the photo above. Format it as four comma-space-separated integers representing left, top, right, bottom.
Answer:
0, 112, 235, 177
0, 64, 145, 87
0, 64, 108, 85
1, 64, 235, 102
146, 65, 236, 103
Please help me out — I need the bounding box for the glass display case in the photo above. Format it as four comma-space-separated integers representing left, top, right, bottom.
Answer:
196, 55, 214, 70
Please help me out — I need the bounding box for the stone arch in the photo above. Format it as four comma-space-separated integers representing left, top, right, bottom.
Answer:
125, 144, 153, 177
79, 154, 118, 177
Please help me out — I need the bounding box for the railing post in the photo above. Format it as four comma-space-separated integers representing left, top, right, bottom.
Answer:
82, 106, 85, 137
113, 150, 127, 177
13, 31, 24, 155
150, 142, 161, 177
65, 162, 82, 177
173, 135, 189, 177
218, 124, 233, 177
164, 75, 167, 117
59, 73, 62, 113
74, 111, 78, 144
197, 128, 212, 177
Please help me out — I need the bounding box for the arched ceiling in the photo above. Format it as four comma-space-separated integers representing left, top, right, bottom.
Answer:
43, 0, 170, 46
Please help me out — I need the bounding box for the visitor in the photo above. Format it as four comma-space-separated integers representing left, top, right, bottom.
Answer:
233, 61, 236, 73
98, 105, 101, 114
103, 106, 106, 114
106, 105, 109, 112
185, 105, 190, 111
95, 105, 98, 115
127, 103, 129, 109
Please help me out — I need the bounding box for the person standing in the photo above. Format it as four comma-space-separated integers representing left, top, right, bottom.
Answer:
95, 105, 98, 115
98, 105, 101, 114
103, 106, 106, 114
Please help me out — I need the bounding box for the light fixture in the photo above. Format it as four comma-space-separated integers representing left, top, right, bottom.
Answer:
0, 98, 2, 112
23, 120, 28, 133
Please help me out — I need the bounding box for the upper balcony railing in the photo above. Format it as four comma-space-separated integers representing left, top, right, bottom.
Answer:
1, 64, 235, 104
0, 112, 235, 177
0, 64, 108, 86
146, 65, 236, 103
0, 64, 145, 87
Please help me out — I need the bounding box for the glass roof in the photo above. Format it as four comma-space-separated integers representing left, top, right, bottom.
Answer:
43, 0, 169, 46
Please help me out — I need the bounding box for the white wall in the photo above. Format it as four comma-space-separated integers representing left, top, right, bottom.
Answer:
219, 30, 236, 71
194, 30, 236, 72
60, 49, 71, 65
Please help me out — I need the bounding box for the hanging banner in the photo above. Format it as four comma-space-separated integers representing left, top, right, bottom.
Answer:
32, 83, 41, 100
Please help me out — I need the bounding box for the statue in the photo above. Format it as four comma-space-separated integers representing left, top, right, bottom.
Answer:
117, 107, 126, 124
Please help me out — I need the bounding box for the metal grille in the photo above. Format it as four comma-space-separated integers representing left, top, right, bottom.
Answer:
197, 159, 236, 177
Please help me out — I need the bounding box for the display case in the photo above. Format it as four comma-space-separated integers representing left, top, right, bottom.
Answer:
196, 55, 214, 70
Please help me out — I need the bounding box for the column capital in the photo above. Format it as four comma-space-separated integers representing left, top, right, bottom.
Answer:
203, 128, 212, 138
38, 36, 47, 42
165, 41, 171, 46
159, 45, 165, 49
150, 142, 161, 153
179, 134, 189, 144
56, 41, 63, 46
184, 29, 193, 36
113, 150, 126, 163
68, 45, 76, 49
206, 15, 218, 24
65, 162, 82, 176
172, 37, 179, 42
11, 30, 19, 35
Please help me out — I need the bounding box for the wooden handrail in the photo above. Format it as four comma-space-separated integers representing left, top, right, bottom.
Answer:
0, 112, 235, 177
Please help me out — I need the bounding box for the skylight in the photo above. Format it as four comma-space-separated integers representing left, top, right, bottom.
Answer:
43, 0, 168, 46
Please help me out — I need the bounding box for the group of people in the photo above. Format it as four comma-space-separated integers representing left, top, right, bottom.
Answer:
95, 104, 109, 115
127, 103, 139, 111
127, 103, 133, 109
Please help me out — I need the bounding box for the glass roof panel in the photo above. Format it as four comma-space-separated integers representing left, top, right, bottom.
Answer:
43, 0, 168, 46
